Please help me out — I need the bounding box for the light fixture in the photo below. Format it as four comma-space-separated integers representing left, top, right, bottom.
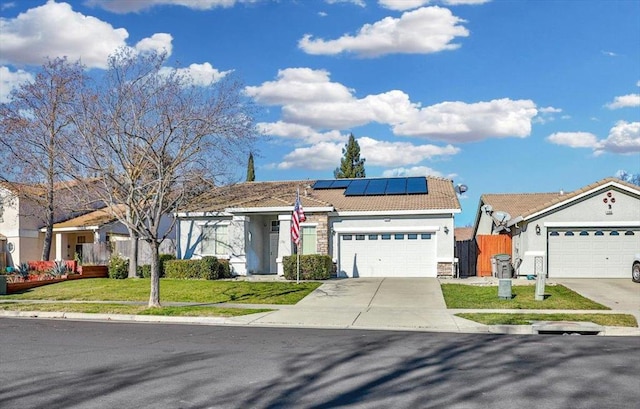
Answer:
535, 224, 541, 235
444, 226, 449, 234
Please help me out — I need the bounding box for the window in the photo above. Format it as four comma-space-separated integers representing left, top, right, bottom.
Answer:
625, 231, 635, 236
594, 231, 604, 236
343, 235, 352, 240
408, 234, 418, 240
302, 226, 317, 254
579, 231, 589, 236
77, 236, 87, 244
201, 225, 229, 256
368, 235, 378, 240
564, 231, 574, 236
395, 234, 404, 240
270, 220, 280, 232
381, 234, 391, 240
421, 233, 431, 240
549, 231, 560, 236
355, 234, 365, 241
610, 231, 619, 236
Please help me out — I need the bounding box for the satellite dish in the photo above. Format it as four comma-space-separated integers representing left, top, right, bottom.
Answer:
455, 184, 468, 194
481, 204, 493, 214
493, 211, 512, 223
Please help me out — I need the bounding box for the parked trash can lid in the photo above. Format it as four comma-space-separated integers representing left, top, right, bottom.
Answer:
494, 254, 511, 261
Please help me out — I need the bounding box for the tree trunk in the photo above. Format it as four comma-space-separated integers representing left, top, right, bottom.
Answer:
41, 183, 54, 261
128, 232, 138, 278
148, 240, 161, 307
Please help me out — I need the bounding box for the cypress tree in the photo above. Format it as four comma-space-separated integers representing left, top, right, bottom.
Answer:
246, 152, 255, 181
334, 133, 366, 178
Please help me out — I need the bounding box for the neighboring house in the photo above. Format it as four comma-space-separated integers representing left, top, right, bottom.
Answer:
175, 176, 461, 278
472, 177, 640, 278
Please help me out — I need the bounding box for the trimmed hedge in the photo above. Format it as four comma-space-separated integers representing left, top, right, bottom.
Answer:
108, 255, 129, 279
164, 257, 232, 280
136, 253, 176, 278
283, 254, 332, 280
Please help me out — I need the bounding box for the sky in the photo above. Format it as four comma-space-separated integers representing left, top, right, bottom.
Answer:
1, 0, 639, 226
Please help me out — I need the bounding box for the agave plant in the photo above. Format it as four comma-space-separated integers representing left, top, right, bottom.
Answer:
15, 262, 30, 279
49, 260, 70, 277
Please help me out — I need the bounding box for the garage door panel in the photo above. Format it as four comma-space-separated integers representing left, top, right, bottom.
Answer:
548, 229, 640, 278
339, 233, 436, 278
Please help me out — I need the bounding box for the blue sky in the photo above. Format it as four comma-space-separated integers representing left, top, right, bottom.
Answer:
1, 0, 639, 226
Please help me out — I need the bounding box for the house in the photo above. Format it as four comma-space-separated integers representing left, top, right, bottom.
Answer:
472, 177, 640, 278
175, 176, 461, 278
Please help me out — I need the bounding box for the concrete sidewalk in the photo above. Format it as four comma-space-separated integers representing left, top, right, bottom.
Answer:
1, 278, 638, 336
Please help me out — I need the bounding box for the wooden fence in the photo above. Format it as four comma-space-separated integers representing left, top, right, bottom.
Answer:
81, 240, 175, 266
475, 235, 512, 277
455, 239, 477, 277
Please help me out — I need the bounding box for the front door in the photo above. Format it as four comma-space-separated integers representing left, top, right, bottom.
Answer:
269, 233, 279, 274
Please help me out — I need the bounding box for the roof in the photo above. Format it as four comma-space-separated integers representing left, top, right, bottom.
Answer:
454, 227, 474, 241
479, 177, 640, 221
182, 176, 461, 213
51, 205, 125, 230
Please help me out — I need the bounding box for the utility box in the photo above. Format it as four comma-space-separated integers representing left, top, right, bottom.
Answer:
494, 254, 512, 278
498, 279, 512, 300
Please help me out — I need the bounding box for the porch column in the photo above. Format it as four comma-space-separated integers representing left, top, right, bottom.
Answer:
276, 214, 292, 275
55, 233, 63, 261
230, 215, 248, 275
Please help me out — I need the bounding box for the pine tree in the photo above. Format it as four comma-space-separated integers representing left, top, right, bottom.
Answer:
246, 152, 256, 182
334, 133, 366, 179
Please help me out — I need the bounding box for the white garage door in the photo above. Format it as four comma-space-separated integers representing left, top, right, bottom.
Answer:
548, 228, 640, 278
339, 232, 437, 277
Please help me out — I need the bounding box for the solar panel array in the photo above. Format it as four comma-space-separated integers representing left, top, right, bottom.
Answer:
312, 177, 428, 196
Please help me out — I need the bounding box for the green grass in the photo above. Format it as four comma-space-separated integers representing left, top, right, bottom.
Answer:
441, 283, 610, 310
2, 278, 322, 305
456, 313, 638, 327
0, 302, 271, 317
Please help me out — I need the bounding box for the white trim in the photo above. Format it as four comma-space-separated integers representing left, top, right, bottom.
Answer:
544, 221, 640, 228
336, 209, 460, 216
334, 226, 441, 234
226, 206, 334, 213
44, 226, 100, 232
175, 211, 232, 218
195, 220, 231, 227
526, 181, 640, 221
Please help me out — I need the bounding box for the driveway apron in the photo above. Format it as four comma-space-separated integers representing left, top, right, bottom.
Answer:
555, 279, 640, 312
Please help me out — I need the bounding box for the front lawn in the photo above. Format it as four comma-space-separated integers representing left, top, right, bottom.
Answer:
0, 302, 271, 317
1, 278, 322, 305
456, 313, 638, 327
441, 283, 609, 310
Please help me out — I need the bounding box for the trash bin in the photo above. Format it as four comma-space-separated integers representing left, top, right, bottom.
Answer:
494, 254, 512, 278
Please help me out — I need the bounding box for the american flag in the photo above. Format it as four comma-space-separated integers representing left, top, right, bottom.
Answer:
291, 190, 306, 246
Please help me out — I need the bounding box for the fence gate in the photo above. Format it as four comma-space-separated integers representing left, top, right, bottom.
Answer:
475, 235, 512, 277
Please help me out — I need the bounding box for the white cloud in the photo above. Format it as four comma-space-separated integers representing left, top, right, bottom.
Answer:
0, 66, 34, 103
258, 121, 347, 144
85, 0, 255, 13
248, 68, 538, 142
134, 33, 173, 55
595, 121, 640, 155
0, 1, 171, 69
393, 98, 538, 142
547, 132, 599, 148
601, 50, 618, 57
534, 106, 563, 124
298, 6, 469, 57
325, 0, 366, 7
605, 93, 640, 109
1, 2, 15, 11
539, 106, 562, 114
382, 166, 444, 177
547, 122, 640, 156
272, 136, 459, 170
162, 62, 231, 86
379, 0, 490, 11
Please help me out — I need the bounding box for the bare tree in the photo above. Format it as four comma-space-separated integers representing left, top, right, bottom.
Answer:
73, 48, 256, 307
0, 58, 87, 260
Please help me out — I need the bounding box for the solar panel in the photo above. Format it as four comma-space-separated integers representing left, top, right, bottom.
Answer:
385, 178, 407, 195
312, 180, 334, 189
330, 179, 352, 189
406, 177, 427, 194
364, 179, 387, 195
344, 179, 369, 196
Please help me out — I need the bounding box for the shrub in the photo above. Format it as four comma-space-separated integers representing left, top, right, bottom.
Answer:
108, 254, 129, 279
49, 260, 70, 277
164, 257, 229, 280
136, 264, 152, 278
283, 254, 332, 280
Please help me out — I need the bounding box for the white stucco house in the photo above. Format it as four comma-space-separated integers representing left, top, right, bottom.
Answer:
473, 177, 640, 279
175, 176, 461, 278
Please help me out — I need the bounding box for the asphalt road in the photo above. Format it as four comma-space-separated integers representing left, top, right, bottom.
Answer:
1, 318, 638, 409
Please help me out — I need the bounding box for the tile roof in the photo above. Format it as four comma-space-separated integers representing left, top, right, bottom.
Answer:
182, 177, 460, 213
479, 177, 639, 220
454, 227, 474, 241
52, 205, 125, 229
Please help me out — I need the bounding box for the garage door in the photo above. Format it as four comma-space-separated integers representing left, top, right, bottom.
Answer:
548, 228, 640, 278
339, 232, 437, 277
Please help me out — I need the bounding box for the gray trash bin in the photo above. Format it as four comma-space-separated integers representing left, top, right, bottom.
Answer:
494, 254, 512, 278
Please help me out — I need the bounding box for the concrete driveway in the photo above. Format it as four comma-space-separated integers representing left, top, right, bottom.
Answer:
554, 279, 640, 311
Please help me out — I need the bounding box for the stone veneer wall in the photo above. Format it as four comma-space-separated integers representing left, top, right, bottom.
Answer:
304, 213, 330, 255
437, 262, 454, 277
